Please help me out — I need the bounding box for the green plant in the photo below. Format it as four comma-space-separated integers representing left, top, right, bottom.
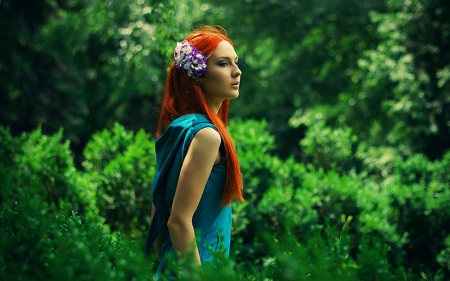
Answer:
82, 123, 156, 238
0, 126, 92, 217
300, 121, 357, 172
0, 125, 154, 280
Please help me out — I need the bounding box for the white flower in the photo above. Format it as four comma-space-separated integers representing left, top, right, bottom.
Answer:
173, 40, 208, 79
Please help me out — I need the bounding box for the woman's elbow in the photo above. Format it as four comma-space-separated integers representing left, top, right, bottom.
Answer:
167, 215, 191, 233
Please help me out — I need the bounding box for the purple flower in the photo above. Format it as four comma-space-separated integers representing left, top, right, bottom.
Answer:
174, 40, 208, 79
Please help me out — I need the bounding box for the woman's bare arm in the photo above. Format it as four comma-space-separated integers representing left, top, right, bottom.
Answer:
167, 127, 221, 265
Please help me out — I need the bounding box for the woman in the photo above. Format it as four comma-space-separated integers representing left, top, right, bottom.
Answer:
144, 26, 244, 276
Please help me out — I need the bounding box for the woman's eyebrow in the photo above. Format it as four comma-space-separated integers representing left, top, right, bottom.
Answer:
214, 56, 239, 61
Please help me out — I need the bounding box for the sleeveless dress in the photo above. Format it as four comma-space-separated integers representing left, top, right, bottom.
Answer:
144, 114, 232, 277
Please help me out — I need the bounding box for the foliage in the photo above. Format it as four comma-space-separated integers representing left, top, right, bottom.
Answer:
0, 125, 148, 281
261, 226, 394, 281
1, 0, 450, 279
0, 126, 87, 215
82, 123, 156, 238
228, 120, 450, 279
199, 0, 385, 158
300, 120, 357, 172
0, 126, 20, 205
0, 181, 151, 281
1, 121, 449, 280
228, 119, 281, 262
0, 0, 201, 164
198, 0, 449, 162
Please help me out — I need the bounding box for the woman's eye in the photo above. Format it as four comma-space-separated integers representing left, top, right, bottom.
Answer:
218, 61, 228, 66
235, 61, 239, 65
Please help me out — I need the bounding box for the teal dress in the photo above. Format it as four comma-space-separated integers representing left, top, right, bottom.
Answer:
144, 114, 232, 276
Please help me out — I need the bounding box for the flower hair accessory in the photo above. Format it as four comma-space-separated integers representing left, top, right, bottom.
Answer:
173, 40, 208, 79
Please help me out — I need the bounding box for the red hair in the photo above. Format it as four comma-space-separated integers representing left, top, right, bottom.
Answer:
156, 26, 244, 205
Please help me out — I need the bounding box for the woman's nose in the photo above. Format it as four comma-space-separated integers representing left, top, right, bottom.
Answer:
233, 65, 242, 77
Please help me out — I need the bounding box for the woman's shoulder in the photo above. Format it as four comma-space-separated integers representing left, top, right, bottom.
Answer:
167, 114, 215, 133
158, 113, 217, 143
192, 127, 221, 146
171, 113, 210, 125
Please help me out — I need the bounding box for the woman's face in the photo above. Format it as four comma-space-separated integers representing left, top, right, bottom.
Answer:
200, 41, 242, 107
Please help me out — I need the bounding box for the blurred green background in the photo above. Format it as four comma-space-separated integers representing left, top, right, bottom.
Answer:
1, 0, 449, 280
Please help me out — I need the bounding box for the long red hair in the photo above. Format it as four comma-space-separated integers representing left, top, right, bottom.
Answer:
156, 26, 244, 205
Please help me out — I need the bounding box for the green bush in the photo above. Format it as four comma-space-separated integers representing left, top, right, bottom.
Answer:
0, 126, 20, 206
385, 152, 450, 275
262, 226, 395, 281
228, 119, 284, 265
229, 120, 449, 279
1, 122, 448, 280
437, 235, 450, 273
0, 126, 152, 281
82, 123, 156, 238
229, 119, 277, 198
0, 126, 90, 216
300, 121, 357, 172
0, 183, 152, 281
